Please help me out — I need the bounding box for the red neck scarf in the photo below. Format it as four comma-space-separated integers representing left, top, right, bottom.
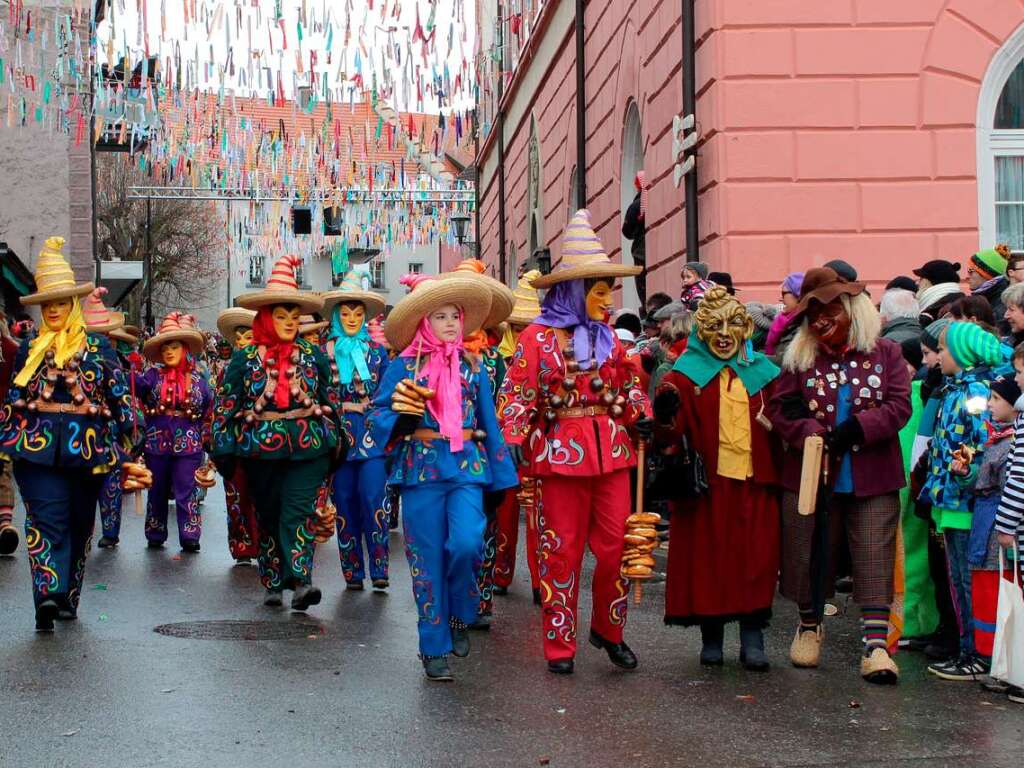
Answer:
160, 357, 192, 407
253, 307, 296, 409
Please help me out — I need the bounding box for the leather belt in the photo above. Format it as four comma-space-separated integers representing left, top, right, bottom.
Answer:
242, 406, 318, 421
554, 405, 609, 419
151, 409, 192, 418
342, 401, 369, 414
33, 401, 95, 415
408, 428, 479, 444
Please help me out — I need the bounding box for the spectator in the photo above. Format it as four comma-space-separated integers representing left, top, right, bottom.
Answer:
680, 262, 713, 307
649, 312, 692, 398
653, 300, 687, 332
1002, 282, 1024, 347
622, 172, 650, 305
914, 259, 963, 325
613, 310, 642, 338
879, 288, 922, 344
615, 327, 637, 351
645, 291, 673, 317
746, 301, 780, 351
946, 295, 999, 337
968, 245, 1011, 325
1006, 251, 1024, 286
707, 272, 736, 295
824, 259, 858, 282
765, 272, 804, 363
887, 276, 919, 293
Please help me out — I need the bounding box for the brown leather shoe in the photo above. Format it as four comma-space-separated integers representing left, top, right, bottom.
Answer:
861, 647, 899, 685
789, 625, 822, 668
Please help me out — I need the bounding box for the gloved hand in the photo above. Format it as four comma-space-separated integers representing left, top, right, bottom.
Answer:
779, 393, 812, 421
825, 417, 864, 456
653, 388, 680, 425
212, 455, 236, 479
634, 417, 655, 440
507, 443, 527, 467
389, 413, 421, 443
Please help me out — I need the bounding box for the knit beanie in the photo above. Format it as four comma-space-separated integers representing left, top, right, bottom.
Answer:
991, 373, 1022, 408
900, 337, 923, 371
782, 272, 805, 296
824, 259, 858, 281
944, 321, 1003, 369
921, 318, 951, 352
971, 247, 1009, 278
684, 261, 708, 280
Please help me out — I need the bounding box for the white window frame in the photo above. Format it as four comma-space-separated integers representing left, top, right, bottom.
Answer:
408, 262, 424, 274
977, 22, 1024, 249
369, 259, 386, 290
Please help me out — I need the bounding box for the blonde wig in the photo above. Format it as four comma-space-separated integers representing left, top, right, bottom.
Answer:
782, 292, 881, 373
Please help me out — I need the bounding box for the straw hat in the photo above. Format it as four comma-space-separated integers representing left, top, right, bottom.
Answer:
531, 210, 642, 289
508, 269, 543, 326
236, 254, 323, 314
82, 287, 124, 334
299, 314, 328, 335
216, 307, 257, 340
143, 312, 206, 362
441, 259, 515, 329
109, 312, 141, 344
384, 274, 493, 351
20, 236, 94, 305
792, 267, 866, 320
321, 270, 387, 318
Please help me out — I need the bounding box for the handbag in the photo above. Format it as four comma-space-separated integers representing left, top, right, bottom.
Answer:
646, 433, 708, 503
991, 548, 1024, 688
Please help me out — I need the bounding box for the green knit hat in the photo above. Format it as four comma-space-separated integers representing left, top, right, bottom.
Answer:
944, 321, 1003, 369
971, 247, 1008, 278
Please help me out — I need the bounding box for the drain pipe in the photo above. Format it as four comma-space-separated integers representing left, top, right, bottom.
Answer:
575, 0, 587, 208
682, 0, 699, 261
497, 110, 508, 284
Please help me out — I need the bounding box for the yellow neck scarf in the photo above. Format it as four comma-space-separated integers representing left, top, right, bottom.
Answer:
14, 298, 86, 387
498, 325, 518, 359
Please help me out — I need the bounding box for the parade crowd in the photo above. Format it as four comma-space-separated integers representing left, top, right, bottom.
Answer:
0, 215, 1021, 701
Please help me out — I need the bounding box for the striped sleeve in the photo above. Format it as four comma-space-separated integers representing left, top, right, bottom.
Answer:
996, 413, 1024, 536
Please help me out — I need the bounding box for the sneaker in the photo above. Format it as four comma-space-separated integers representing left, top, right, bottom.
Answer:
926, 658, 958, 676
421, 655, 454, 682
1008, 685, 1024, 704
930, 656, 989, 681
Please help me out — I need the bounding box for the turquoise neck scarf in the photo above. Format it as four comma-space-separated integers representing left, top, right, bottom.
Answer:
672, 331, 779, 396
329, 309, 371, 386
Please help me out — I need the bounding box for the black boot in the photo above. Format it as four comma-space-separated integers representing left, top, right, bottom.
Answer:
532, 588, 542, 606
264, 591, 283, 607
181, 541, 200, 553
97, 535, 118, 549
147, 540, 164, 549
35, 600, 59, 633
450, 619, 471, 658
469, 612, 492, 631
492, 585, 509, 596
589, 629, 638, 670
422, 655, 454, 681
547, 658, 575, 674
291, 584, 322, 611
700, 621, 725, 666
739, 620, 770, 671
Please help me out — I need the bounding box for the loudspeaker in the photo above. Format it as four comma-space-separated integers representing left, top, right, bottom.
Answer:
291, 207, 312, 235
323, 205, 343, 236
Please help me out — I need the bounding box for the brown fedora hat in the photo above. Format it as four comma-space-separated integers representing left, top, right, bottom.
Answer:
793, 267, 866, 318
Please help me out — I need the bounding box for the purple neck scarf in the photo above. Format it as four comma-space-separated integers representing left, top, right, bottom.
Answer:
535, 280, 614, 370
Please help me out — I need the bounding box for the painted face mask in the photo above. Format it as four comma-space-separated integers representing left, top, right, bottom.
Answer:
339, 303, 366, 336
807, 298, 851, 349
585, 279, 614, 322
161, 340, 185, 367
694, 289, 754, 360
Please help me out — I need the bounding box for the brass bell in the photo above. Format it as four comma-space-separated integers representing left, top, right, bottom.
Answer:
313, 407, 324, 418
64, 377, 76, 388
614, 395, 626, 406
27, 401, 37, 412
544, 409, 557, 421
73, 352, 83, 362
290, 386, 301, 399
12, 398, 25, 410
602, 392, 615, 406
302, 397, 313, 408
41, 391, 52, 402
88, 405, 99, 417
102, 408, 112, 419
566, 360, 580, 374
549, 394, 564, 408
563, 347, 576, 360
73, 394, 85, 405
610, 404, 624, 418
268, 368, 278, 378
290, 351, 301, 364
322, 405, 334, 415
472, 429, 488, 442
45, 350, 55, 360
253, 403, 264, 414
46, 373, 58, 384
563, 376, 577, 391
286, 366, 295, 376
589, 377, 605, 393
244, 413, 255, 425
68, 360, 79, 371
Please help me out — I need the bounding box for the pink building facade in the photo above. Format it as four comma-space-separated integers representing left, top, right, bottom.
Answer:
475, 0, 1024, 307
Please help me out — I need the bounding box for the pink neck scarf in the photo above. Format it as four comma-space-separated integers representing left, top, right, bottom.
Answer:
160, 358, 192, 407
400, 313, 466, 451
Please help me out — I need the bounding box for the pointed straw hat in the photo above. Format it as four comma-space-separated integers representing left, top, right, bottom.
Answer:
216, 307, 257, 340
82, 287, 124, 334
143, 312, 206, 362
20, 236, 94, 305
531, 209, 642, 289
236, 254, 323, 313
384, 273, 493, 351
441, 258, 515, 329
299, 314, 329, 335
321, 269, 387, 318
508, 269, 543, 326
108, 312, 140, 345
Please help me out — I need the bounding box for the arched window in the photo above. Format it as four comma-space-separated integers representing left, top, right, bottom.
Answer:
978, 30, 1024, 249
620, 101, 644, 310
567, 165, 579, 220
527, 115, 545, 268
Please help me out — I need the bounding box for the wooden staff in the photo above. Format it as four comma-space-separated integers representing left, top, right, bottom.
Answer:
129, 356, 144, 516
413, 337, 424, 381
632, 440, 646, 605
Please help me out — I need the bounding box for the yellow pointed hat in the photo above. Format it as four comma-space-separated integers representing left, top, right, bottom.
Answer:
531, 209, 642, 289
20, 236, 95, 305
508, 269, 543, 326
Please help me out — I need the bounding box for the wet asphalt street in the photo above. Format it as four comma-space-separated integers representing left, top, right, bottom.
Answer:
0, 489, 1021, 768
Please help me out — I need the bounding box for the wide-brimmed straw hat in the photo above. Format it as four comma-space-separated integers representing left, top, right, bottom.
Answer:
108, 312, 139, 345
321, 270, 387, 318
531, 210, 642, 289
384, 274, 493, 351
20, 236, 94, 305
82, 287, 124, 334
236, 254, 323, 314
508, 269, 543, 326
792, 267, 866, 319
143, 312, 206, 362
216, 307, 257, 340
299, 314, 328, 335
441, 259, 514, 329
